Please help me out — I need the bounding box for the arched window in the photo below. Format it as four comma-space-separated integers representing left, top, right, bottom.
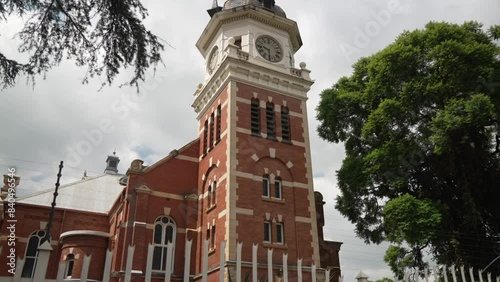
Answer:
65, 254, 75, 278
152, 217, 176, 272
207, 181, 217, 208
216, 105, 222, 142
281, 106, 290, 142
251, 98, 260, 135
203, 120, 208, 154
21, 230, 46, 278
266, 102, 275, 139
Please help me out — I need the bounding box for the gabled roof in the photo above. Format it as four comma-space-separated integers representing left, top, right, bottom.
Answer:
17, 173, 124, 214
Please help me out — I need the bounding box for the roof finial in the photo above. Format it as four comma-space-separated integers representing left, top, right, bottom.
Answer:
82, 170, 87, 180
207, 0, 222, 17
113, 148, 116, 155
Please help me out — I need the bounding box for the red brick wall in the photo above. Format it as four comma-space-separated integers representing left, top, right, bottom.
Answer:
233, 82, 316, 265
0, 203, 109, 278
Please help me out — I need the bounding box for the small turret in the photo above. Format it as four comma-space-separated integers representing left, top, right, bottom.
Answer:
104, 151, 120, 174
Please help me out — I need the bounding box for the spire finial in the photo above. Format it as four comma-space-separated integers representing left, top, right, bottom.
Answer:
207, 0, 222, 17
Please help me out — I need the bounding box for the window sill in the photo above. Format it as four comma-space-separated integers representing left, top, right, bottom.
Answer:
282, 139, 292, 145
263, 242, 287, 249
251, 132, 262, 137
208, 248, 216, 256
206, 204, 217, 213
262, 197, 285, 204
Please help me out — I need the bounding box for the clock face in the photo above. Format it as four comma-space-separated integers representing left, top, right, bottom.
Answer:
208, 46, 219, 74
256, 35, 283, 63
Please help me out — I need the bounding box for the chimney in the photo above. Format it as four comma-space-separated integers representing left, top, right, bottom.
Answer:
1, 174, 20, 200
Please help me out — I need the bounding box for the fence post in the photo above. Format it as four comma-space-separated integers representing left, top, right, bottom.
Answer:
312, 263, 316, 282
12, 257, 24, 282
268, 248, 273, 282
33, 240, 52, 281
325, 268, 330, 282
283, 253, 288, 282
202, 239, 209, 282
460, 266, 467, 282
252, 244, 258, 282
184, 239, 193, 282
165, 242, 173, 282
103, 249, 113, 282
56, 261, 66, 281
237, 242, 243, 282
81, 254, 91, 282
220, 241, 226, 282
125, 245, 135, 282
451, 265, 458, 282
298, 258, 303, 282
470, 268, 476, 282
478, 270, 484, 282
145, 244, 154, 282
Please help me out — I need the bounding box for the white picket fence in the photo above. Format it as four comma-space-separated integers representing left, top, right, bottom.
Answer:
0, 239, 332, 282
3, 239, 498, 282
353, 265, 500, 282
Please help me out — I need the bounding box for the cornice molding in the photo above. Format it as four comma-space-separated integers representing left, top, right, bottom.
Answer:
197, 6, 301, 54
192, 46, 313, 117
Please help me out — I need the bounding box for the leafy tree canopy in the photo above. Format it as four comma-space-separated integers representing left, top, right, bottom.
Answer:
317, 21, 500, 275
0, 0, 164, 89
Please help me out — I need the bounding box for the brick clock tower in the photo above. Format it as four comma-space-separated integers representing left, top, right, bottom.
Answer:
193, 0, 324, 280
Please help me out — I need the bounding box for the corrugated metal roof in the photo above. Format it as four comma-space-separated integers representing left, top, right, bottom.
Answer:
17, 174, 124, 214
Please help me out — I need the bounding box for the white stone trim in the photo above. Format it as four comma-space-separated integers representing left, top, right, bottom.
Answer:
175, 155, 199, 163
60, 230, 110, 240
295, 216, 312, 223
269, 148, 276, 158
235, 208, 254, 216
233, 170, 309, 189
149, 191, 185, 201
300, 99, 321, 264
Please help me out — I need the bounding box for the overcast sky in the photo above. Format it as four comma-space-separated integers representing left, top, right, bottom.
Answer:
1, 0, 499, 281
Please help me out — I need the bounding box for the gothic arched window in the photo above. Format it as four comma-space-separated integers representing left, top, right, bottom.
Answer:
21, 230, 46, 278
152, 217, 176, 272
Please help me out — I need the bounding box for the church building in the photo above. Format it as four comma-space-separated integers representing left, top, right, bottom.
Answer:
0, 1, 341, 281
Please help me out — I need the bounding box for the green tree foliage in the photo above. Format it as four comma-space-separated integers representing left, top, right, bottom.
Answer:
317, 21, 500, 274
374, 278, 394, 282
383, 195, 442, 277
0, 0, 164, 89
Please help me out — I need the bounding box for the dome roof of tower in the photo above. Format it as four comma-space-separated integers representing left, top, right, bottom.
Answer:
222, 0, 287, 18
